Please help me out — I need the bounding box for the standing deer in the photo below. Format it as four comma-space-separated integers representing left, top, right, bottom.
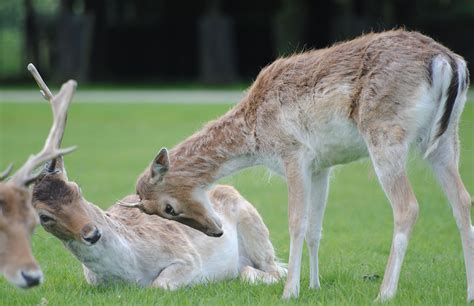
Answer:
127, 30, 472, 301
0, 64, 76, 288
32, 156, 286, 288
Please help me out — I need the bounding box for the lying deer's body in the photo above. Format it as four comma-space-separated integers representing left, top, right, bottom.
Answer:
135, 30, 472, 300
32, 162, 285, 288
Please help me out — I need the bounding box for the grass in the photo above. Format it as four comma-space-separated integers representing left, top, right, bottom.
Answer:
0, 100, 473, 305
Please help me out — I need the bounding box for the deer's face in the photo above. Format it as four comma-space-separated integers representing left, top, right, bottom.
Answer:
132, 148, 223, 237
0, 183, 43, 288
32, 159, 102, 246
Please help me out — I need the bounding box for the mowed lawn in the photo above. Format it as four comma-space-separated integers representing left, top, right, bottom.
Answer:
0, 99, 472, 305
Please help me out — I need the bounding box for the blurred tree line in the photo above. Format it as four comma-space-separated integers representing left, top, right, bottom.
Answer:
0, 0, 473, 85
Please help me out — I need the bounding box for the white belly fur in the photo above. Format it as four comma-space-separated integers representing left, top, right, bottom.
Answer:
197, 221, 240, 282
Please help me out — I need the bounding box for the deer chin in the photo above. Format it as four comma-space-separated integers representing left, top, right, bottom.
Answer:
175, 216, 224, 237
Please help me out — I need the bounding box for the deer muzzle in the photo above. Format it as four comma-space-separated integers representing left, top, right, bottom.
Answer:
80, 224, 102, 245
4, 262, 43, 289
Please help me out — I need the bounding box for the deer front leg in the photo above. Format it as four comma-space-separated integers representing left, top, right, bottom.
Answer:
83, 266, 105, 286
366, 135, 419, 301
151, 261, 200, 290
305, 169, 331, 290
282, 156, 312, 299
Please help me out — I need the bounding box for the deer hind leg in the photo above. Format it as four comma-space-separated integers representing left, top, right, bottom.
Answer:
427, 135, 474, 302
365, 128, 419, 301
305, 168, 331, 290
151, 262, 199, 290
240, 265, 280, 284
236, 199, 287, 281
282, 155, 312, 299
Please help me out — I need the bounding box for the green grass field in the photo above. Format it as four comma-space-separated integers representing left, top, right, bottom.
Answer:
0, 100, 473, 305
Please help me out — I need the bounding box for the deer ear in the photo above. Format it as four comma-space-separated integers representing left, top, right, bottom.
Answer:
150, 148, 169, 184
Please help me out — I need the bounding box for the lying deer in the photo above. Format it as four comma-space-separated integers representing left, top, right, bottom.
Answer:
32, 156, 286, 289
0, 64, 76, 288
127, 30, 472, 301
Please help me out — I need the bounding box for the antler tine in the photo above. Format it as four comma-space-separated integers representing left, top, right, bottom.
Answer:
117, 199, 144, 208
27, 63, 53, 101
10, 64, 77, 186
0, 164, 13, 182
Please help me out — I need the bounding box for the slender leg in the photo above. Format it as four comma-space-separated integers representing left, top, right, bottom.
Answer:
305, 169, 331, 289
151, 262, 199, 290
365, 134, 419, 301
282, 156, 312, 299
240, 266, 279, 284
375, 171, 419, 301
236, 197, 287, 280
83, 266, 104, 286
428, 137, 474, 302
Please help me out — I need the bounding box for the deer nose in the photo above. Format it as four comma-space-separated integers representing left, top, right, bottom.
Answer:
21, 270, 42, 288
81, 225, 102, 245
207, 215, 223, 237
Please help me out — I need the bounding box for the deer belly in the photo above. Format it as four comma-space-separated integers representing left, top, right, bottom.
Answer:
315, 121, 368, 166
301, 117, 367, 167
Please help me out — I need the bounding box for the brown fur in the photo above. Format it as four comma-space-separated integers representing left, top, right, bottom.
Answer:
33, 177, 77, 208
0, 182, 40, 286
137, 30, 459, 192
32, 172, 96, 242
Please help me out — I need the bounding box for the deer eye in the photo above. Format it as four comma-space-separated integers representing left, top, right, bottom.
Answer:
39, 214, 54, 223
164, 204, 178, 216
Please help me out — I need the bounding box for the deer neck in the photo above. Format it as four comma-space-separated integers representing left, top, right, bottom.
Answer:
169, 106, 257, 185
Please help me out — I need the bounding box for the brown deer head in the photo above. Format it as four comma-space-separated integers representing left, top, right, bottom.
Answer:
125, 148, 223, 237
32, 157, 102, 246
0, 64, 76, 288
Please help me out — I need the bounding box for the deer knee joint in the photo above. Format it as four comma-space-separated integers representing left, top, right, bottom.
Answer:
305, 229, 322, 247
395, 202, 419, 230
